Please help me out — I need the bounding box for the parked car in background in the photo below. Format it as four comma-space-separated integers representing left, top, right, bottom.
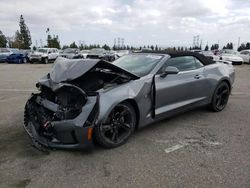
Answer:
239, 50, 250, 64
80, 50, 90, 58
6, 50, 29, 64
59, 48, 82, 59
87, 48, 117, 62
0, 48, 19, 63
201, 51, 220, 61
219, 49, 243, 65
116, 50, 130, 57
30, 48, 59, 64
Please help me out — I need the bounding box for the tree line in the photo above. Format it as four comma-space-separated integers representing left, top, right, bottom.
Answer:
1, 15, 250, 52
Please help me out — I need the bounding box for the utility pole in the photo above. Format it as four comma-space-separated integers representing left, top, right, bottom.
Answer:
40, 39, 43, 47
237, 37, 240, 49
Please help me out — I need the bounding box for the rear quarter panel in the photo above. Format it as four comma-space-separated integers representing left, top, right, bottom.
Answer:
203, 62, 235, 101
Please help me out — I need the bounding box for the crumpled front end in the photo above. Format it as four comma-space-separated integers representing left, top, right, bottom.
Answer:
23, 58, 139, 150
24, 83, 98, 150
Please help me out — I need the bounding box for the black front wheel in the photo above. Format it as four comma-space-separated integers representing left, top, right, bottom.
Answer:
210, 82, 230, 112
43, 57, 48, 64
94, 102, 136, 148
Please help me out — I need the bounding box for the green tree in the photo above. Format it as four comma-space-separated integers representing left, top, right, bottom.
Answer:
0, 30, 7, 47
112, 45, 117, 51
69, 42, 78, 48
205, 45, 209, 51
102, 44, 110, 50
211, 44, 219, 50
237, 43, 245, 51
47, 34, 60, 49
223, 42, 233, 49
19, 15, 32, 49
12, 30, 22, 48
246, 42, 250, 49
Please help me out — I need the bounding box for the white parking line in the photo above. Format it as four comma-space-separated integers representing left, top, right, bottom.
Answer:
164, 140, 222, 154
164, 143, 188, 154
232, 92, 250, 95
0, 89, 36, 92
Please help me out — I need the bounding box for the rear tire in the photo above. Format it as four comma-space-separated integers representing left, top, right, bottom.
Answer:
94, 102, 136, 148
209, 82, 230, 112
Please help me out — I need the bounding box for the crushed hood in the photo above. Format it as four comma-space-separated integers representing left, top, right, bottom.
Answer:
50, 57, 139, 83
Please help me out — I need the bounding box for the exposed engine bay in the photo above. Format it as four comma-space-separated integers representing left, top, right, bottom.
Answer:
33, 65, 133, 122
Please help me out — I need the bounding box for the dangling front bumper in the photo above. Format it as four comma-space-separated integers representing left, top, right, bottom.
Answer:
23, 93, 99, 150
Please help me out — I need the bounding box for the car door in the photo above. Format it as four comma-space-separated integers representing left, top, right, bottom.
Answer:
47, 49, 53, 60
154, 56, 208, 119
54, 49, 59, 59
51, 49, 56, 59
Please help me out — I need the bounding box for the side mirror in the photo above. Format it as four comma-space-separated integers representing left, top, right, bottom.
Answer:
160, 66, 179, 77
48, 51, 51, 54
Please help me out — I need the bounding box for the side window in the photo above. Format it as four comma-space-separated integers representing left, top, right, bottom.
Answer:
164, 56, 203, 72
194, 57, 204, 68
52, 49, 56, 53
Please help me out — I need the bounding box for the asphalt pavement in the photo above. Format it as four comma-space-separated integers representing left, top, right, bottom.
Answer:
0, 63, 249, 188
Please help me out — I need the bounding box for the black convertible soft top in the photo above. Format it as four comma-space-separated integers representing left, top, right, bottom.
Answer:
136, 50, 215, 65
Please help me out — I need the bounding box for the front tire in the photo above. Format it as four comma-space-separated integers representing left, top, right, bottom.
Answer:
22, 58, 27, 64
43, 57, 48, 64
209, 82, 230, 112
94, 102, 136, 148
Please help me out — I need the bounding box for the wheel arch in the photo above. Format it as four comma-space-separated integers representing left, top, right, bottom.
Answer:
121, 99, 140, 129
219, 78, 232, 93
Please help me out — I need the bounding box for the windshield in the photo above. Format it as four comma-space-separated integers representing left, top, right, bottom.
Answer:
11, 49, 20, 54
113, 54, 163, 77
63, 48, 77, 53
37, 49, 48, 53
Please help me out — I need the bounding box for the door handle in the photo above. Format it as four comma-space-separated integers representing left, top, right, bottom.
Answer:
194, 75, 201, 79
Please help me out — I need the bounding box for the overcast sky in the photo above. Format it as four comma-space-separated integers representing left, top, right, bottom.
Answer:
0, 0, 249, 48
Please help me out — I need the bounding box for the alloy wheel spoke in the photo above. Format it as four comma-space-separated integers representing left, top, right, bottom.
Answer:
121, 123, 131, 130
121, 108, 130, 116
222, 89, 228, 95
102, 124, 112, 132
111, 130, 119, 143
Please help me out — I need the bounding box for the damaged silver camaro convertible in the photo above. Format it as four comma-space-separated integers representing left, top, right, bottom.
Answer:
24, 52, 235, 149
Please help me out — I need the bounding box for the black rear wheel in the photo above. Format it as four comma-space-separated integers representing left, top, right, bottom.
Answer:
210, 82, 230, 112
94, 102, 136, 148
